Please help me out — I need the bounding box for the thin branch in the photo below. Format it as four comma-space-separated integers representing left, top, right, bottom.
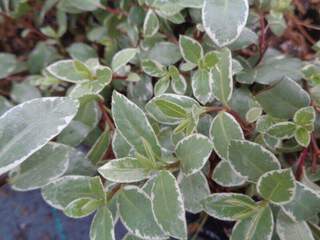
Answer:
98, 101, 115, 131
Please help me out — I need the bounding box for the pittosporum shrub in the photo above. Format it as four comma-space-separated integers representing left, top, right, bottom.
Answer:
1, 0, 320, 239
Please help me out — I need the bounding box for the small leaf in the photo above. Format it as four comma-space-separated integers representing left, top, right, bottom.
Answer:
231, 206, 274, 240
281, 182, 320, 221
9, 142, 72, 191
143, 10, 159, 37
141, 59, 166, 78
228, 140, 281, 182
153, 99, 187, 119
154, 76, 170, 96
146, 94, 200, 125
176, 134, 212, 175
294, 106, 316, 128
276, 210, 314, 240
212, 160, 247, 187
64, 197, 101, 218
295, 127, 311, 147
202, 0, 249, 47
112, 92, 161, 158
118, 186, 167, 239
211, 48, 233, 106
169, 65, 187, 95
267, 122, 297, 139
0, 97, 79, 175
257, 169, 296, 204
151, 171, 187, 240
87, 129, 110, 165
179, 35, 203, 64
42, 176, 105, 210
210, 111, 244, 160
73, 60, 93, 79
47, 60, 88, 83
69, 67, 112, 98
203, 193, 258, 221
201, 51, 218, 70
256, 78, 310, 119
179, 172, 210, 214
98, 157, 154, 183
90, 207, 115, 240
245, 107, 262, 123
111, 48, 138, 72
192, 69, 213, 105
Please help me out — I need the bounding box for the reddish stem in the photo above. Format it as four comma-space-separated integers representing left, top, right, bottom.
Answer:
256, 12, 268, 65
296, 148, 308, 180
311, 135, 320, 172
98, 101, 115, 131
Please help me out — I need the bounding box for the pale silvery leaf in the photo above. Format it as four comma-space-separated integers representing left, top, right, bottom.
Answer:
281, 182, 320, 222
257, 169, 296, 205
175, 134, 212, 176
203, 193, 258, 221
267, 11, 286, 37
9, 142, 72, 191
276, 210, 315, 240
231, 206, 274, 240
98, 157, 154, 183
212, 160, 247, 187
57, 98, 101, 146
211, 48, 233, 106
118, 186, 167, 239
245, 107, 262, 123
192, 69, 213, 105
267, 122, 297, 140
0, 96, 13, 116
58, 0, 101, 13
143, 10, 160, 38
46, 60, 88, 83
112, 130, 134, 159
177, 0, 203, 8
210, 111, 244, 160
69, 67, 112, 98
11, 82, 42, 103
67, 43, 98, 62
111, 48, 138, 72
112, 91, 161, 158
179, 172, 210, 214
154, 76, 170, 96
171, 72, 187, 95
179, 35, 203, 65
42, 176, 105, 210
152, 99, 187, 119
147, 42, 181, 66
256, 78, 310, 119
141, 59, 166, 78
237, 51, 303, 85
123, 234, 144, 240
0, 97, 79, 175
146, 94, 200, 125
202, 0, 249, 47
90, 207, 115, 240
151, 171, 187, 240
228, 140, 281, 182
